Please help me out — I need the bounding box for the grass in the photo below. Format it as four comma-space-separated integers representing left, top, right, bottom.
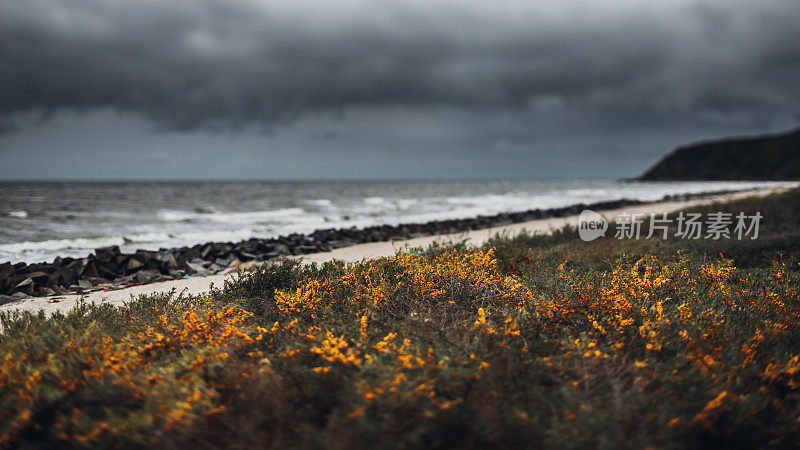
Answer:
2, 188, 800, 448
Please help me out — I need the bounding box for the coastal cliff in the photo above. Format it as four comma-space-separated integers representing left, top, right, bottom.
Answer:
638, 127, 800, 180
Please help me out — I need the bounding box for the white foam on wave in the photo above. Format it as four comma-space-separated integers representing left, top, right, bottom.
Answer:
158, 207, 305, 223
306, 199, 333, 207
8, 211, 28, 219
0, 235, 127, 255
363, 196, 394, 207
0, 228, 279, 264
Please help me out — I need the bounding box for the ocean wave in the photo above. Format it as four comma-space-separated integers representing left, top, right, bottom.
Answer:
306, 199, 333, 207
3, 180, 798, 264
0, 235, 127, 254
0, 228, 277, 263
157, 207, 305, 223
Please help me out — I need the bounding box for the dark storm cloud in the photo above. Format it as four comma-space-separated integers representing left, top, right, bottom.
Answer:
1, 0, 799, 133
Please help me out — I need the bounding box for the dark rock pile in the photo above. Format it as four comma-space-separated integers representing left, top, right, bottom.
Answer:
0, 190, 739, 300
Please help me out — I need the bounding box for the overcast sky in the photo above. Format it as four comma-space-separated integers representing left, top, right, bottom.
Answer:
1, 0, 798, 180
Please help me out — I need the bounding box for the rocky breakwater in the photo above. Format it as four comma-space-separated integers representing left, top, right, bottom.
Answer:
0, 233, 328, 303
0, 191, 733, 303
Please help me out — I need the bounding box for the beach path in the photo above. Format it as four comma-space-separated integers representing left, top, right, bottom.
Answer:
0, 188, 782, 315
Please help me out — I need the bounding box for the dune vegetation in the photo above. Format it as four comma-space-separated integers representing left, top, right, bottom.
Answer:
2, 189, 800, 448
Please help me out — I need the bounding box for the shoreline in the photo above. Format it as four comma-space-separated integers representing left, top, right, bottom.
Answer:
0, 186, 786, 315
0, 187, 756, 300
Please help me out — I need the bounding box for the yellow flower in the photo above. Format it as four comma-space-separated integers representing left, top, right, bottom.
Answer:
474, 308, 487, 327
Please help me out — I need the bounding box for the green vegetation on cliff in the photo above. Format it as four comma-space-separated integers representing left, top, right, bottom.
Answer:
639, 127, 800, 180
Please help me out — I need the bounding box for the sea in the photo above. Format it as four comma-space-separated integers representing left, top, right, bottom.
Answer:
1, 179, 797, 264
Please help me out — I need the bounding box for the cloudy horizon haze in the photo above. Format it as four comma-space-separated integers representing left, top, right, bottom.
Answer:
1, 0, 799, 180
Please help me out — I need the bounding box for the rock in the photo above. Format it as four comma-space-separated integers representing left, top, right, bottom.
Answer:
113, 275, 135, 286
67, 259, 88, 278
23, 271, 49, 285
125, 258, 144, 272
156, 252, 178, 271
47, 267, 72, 286
77, 279, 92, 290
95, 245, 121, 262
11, 278, 34, 296
182, 247, 202, 261
37, 286, 56, 296
0, 262, 14, 278
98, 265, 119, 279
135, 249, 157, 259
273, 242, 291, 255
11, 292, 31, 300
82, 262, 99, 279
236, 251, 258, 261
185, 262, 212, 276
135, 251, 159, 269
295, 245, 320, 254
214, 257, 232, 267
193, 258, 211, 267
134, 270, 160, 284
201, 244, 214, 259
0, 294, 20, 306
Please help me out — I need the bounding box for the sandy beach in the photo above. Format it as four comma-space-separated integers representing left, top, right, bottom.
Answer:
0, 187, 784, 316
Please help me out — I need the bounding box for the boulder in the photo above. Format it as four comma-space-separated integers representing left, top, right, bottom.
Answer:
82, 262, 99, 279
235, 251, 258, 261
0, 262, 14, 278
11, 278, 34, 296
28, 263, 55, 274
8, 271, 49, 294
48, 267, 74, 287
125, 258, 144, 272
200, 244, 214, 259
13, 262, 27, 274
156, 252, 178, 271
273, 243, 291, 255
134, 270, 160, 284
113, 274, 135, 286
95, 245, 121, 263
0, 294, 19, 306
185, 262, 212, 276
30, 271, 49, 284
214, 257, 232, 267
67, 259, 88, 278
37, 286, 56, 296
98, 265, 119, 280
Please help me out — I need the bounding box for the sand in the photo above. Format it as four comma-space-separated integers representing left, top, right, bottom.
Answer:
0, 188, 783, 316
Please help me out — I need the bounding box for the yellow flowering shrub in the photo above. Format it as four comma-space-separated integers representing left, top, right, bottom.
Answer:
2, 188, 800, 450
